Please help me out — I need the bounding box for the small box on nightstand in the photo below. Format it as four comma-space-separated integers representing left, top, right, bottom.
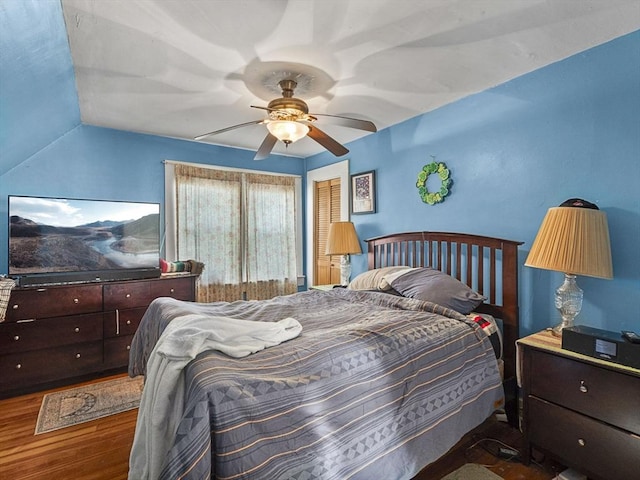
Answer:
562, 325, 640, 369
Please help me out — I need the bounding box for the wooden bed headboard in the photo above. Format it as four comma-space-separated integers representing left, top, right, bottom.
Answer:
366, 231, 523, 386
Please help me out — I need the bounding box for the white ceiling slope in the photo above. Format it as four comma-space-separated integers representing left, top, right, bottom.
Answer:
61, 0, 640, 158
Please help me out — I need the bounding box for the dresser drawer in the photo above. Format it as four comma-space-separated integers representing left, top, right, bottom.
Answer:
149, 276, 194, 301
103, 307, 146, 338
529, 349, 640, 434
0, 341, 103, 389
6, 284, 103, 321
0, 313, 103, 354
103, 335, 134, 369
528, 396, 640, 480
103, 281, 152, 310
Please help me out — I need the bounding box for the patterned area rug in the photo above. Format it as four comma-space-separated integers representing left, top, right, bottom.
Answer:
35, 376, 143, 435
440, 463, 503, 480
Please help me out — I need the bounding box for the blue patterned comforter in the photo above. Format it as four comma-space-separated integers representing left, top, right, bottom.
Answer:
129, 288, 503, 480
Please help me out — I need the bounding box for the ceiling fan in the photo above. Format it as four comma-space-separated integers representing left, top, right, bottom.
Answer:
194, 79, 377, 160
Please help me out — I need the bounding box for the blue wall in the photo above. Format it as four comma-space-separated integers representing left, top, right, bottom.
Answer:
1, 3, 638, 337
309, 30, 640, 336
0, 0, 80, 175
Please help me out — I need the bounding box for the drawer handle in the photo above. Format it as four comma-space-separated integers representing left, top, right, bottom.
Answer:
170, 288, 175, 293
126, 345, 131, 351
13, 335, 20, 341
16, 363, 21, 369
578, 438, 586, 447
73, 298, 79, 304
126, 293, 131, 298
76, 353, 81, 359
74, 327, 80, 333
126, 320, 131, 325
12, 304, 18, 310
579, 381, 588, 393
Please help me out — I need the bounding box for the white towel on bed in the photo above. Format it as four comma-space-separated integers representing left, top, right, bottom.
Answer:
128, 314, 302, 480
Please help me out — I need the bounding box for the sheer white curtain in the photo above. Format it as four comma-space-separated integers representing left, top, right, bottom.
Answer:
175, 165, 243, 301
172, 164, 297, 302
245, 173, 298, 300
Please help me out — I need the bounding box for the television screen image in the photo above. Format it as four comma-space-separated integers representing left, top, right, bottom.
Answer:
8, 196, 160, 282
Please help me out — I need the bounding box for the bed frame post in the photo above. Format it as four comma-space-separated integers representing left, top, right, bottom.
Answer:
500, 240, 520, 382
499, 239, 521, 428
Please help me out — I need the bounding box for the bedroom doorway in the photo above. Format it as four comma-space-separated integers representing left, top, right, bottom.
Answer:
305, 160, 350, 287
314, 178, 342, 285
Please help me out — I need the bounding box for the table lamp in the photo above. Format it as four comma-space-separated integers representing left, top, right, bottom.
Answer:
325, 221, 362, 285
525, 199, 613, 336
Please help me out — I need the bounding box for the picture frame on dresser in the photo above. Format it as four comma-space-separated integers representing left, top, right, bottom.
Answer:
350, 170, 376, 214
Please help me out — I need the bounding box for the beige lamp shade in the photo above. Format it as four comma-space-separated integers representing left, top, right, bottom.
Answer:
325, 221, 362, 256
525, 206, 613, 279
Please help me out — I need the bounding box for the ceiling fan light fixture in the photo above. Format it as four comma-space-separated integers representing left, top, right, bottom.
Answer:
266, 120, 309, 145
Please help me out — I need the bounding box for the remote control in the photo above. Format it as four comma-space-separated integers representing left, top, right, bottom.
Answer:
621, 331, 640, 344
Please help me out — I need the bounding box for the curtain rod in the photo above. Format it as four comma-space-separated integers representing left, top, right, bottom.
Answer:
163, 159, 300, 178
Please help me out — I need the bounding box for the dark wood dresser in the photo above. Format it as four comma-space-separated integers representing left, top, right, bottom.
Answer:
519, 330, 640, 480
0, 274, 197, 398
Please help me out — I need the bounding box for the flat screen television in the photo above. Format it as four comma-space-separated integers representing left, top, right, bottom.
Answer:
8, 195, 161, 286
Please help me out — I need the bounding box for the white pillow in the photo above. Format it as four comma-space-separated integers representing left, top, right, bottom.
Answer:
348, 266, 413, 291
379, 267, 418, 290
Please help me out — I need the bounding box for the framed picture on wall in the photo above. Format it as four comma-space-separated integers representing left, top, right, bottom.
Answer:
351, 170, 376, 214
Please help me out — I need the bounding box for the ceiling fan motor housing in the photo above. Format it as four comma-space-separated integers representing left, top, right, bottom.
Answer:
267, 80, 309, 120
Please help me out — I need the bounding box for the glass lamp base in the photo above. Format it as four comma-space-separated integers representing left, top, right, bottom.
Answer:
551, 319, 574, 337
551, 274, 583, 337
339, 255, 351, 286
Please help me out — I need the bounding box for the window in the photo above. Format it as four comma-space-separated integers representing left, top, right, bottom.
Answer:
164, 162, 300, 302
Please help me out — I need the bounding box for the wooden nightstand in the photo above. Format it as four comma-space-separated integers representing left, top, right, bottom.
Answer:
309, 284, 341, 291
518, 331, 640, 480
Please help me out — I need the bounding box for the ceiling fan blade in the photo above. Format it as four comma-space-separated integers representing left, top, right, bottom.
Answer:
194, 120, 264, 140
307, 126, 349, 157
310, 113, 377, 132
254, 133, 278, 160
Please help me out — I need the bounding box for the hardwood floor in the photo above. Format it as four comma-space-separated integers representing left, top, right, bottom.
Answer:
0, 373, 563, 480
412, 416, 564, 480
0, 373, 135, 480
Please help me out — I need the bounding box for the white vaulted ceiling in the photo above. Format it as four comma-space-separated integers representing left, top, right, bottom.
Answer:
61, 0, 640, 158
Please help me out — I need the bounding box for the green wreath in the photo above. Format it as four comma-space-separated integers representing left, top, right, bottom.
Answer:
416, 161, 452, 205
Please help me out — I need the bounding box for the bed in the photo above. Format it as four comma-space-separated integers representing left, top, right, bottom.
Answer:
128, 231, 522, 480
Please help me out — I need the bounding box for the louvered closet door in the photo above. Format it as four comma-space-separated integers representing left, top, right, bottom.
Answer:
314, 178, 342, 285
